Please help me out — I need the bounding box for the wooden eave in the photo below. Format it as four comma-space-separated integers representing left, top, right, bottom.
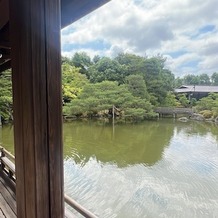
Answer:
0, 0, 110, 74
61, 0, 110, 28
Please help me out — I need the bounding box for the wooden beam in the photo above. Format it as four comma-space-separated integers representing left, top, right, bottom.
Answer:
0, 0, 9, 30
0, 59, 7, 64
0, 41, 10, 49
0, 23, 10, 43
0, 60, 11, 73
61, 0, 111, 27
9, 0, 64, 217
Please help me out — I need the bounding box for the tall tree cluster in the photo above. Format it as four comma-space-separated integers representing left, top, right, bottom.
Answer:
1, 52, 218, 122
62, 52, 175, 119
175, 72, 218, 87
68, 53, 175, 102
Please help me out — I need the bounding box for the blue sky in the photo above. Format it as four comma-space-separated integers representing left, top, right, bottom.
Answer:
61, 0, 218, 77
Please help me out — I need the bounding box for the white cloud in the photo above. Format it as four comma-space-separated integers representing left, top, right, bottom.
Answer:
61, 48, 104, 59
199, 57, 218, 73
199, 38, 218, 56
61, 0, 218, 77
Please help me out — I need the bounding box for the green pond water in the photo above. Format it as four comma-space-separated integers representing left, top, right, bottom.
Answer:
1, 119, 218, 217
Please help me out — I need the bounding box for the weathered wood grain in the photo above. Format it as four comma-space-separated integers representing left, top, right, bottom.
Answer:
0, 178, 16, 218
9, 0, 63, 217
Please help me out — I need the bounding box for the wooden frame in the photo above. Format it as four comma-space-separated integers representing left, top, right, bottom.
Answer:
10, 0, 63, 217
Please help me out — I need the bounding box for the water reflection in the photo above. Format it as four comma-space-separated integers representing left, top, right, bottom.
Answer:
63, 120, 174, 167
175, 119, 218, 139
0, 124, 14, 152
63, 120, 218, 218
1, 120, 218, 217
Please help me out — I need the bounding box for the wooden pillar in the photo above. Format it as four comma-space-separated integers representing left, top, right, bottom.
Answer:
9, 0, 64, 217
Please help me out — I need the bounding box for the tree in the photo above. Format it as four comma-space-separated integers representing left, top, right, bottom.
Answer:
161, 69, 175, 92
183, 74, 200, 85
71, 52, 92, 75
0, 70, 13, 122
211, 72, 218, 85
163, 92, 179, 107
115, 53, 145, 76
88, 57, 127, 84
177, 94, 190, 107
199, 73, 211, 85
142, 56, 175, 105
125, 75, 149, 99
64, 81, 157, 119
61, 56, 72, 65
174, 77, 184, 88
92, 55, 101, 64
62, 63, 89, 104
196, 93, 218, 111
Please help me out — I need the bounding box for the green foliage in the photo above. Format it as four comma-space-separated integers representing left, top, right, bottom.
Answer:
92, 55, 101, 64
62, 63, 89, 104
125, 74, 149, 99
174, 77, 184, 88
211, 72, 218, 85
61, 56, 72, 65
183, 74, 200, 85
196, 93, 218, 115
146, 79, 168, 105
71, 52, 92, 75
124, 108, 146, 120
115, 53, 145, 76
177, 94, 190, 107
0, 71, 13, 122
116, 53, 175, 104
199, 74, 211, 85
177, 73, 217, 86
88, 57, 127, 84
163, 92, 179, 107
143, 56, 175, 104
64, 81, 156, 119
212, 107, 218, 117
181, 73, 211, 85
1, 54, 217, 123
190, 98, 197, 107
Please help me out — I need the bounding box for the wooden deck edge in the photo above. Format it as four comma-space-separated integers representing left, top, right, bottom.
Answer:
0, 193, 16, 218
0, 173, 16, 217
0, 170, 16, 196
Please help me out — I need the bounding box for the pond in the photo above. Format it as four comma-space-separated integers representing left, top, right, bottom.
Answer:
1, 119, 218, 217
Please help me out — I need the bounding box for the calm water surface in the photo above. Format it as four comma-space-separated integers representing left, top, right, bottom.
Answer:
1, 119, 218, 217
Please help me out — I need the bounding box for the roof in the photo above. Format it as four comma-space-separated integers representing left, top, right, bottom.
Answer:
0, 0, 111, 73
61, 0, 110, 28
175, 85, 218, 93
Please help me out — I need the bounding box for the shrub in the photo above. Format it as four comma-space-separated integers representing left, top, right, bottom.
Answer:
199, 110, 213, 119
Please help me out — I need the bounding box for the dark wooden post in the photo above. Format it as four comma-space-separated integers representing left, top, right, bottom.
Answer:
9, 0, 64, 217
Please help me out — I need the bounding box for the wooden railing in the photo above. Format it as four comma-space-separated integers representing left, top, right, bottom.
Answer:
0, 146, 98, 218
65, 195, 98, 218
0, 146, 15, 182
155, 107, 194, 117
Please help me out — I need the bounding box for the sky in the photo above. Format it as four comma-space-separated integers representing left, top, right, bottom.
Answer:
61, 0, 218, 78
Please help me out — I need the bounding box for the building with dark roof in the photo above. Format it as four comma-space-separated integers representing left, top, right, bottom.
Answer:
175, 85, 218, 100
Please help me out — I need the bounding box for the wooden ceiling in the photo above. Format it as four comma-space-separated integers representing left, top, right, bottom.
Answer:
0, 0, 110, 73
